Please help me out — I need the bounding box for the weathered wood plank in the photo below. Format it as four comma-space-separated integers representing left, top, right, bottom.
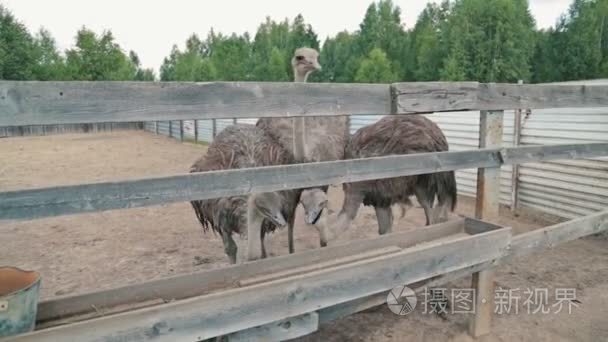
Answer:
7, 227, 510, 342
0, 149, 501, 220
0, 81, 390, 126
478, 83, 608, 111
506, 209, 608, 262
324, 209, 608, 326
3, 82, 608, 126
391, 82, 480, 113
226, 313, 319, 342
500, 143, 608, 164
36, 220, 464, 324
475, 110, 504, 221
238, 246, 403, 287
2, 143, 607, 221
470, 110, 503, 338
391, 82, 608, 113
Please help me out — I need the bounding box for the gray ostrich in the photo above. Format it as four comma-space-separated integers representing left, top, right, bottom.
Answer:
256, 47, 350, 250
190, 124, 301, 264
307, 115, 458, 242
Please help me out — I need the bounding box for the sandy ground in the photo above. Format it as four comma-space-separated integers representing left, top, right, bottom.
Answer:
0, 131, 606, 341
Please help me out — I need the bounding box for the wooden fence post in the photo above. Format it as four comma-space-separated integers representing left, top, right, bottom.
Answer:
194, 120, 199, 143
511, 80, 524, 211
155, 121, 159, 135
212, 119, 217, 138
469, 110, 504, 338
169, 120, 173, 138
180, 120, 184, 141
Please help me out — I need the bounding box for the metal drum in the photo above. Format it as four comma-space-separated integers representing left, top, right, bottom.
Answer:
0, 267, 41, 337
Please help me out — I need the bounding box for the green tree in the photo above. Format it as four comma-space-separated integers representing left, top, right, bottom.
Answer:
0, 5, 36, 80
31, 28, 68, 80
356, 0, 409, 79
441, 0, 536, 82
354, 48, 396, 83
129, 51, 156, 81
209, 33, 251, 81
553, 0, 607, 80
289, 14, 320, 52
160, 45, 180, 81
250, 18, 290, 80
318, 31, 359, 82
410, 2, 450, 81
65, 28, 138, 80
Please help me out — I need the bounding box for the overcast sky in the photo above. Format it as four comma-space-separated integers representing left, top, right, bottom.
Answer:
3, 0, 572, 72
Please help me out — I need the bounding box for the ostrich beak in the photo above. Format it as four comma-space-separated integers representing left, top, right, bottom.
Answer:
305, 208, 323, 225
313, 60, 322, 71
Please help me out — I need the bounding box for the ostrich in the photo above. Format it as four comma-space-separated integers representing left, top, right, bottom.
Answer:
256, 47, 350, 250
303, 115, 457, 241
190, 124, 301, 264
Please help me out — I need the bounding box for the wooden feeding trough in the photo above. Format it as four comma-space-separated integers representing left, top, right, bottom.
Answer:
11, 217, 511, 341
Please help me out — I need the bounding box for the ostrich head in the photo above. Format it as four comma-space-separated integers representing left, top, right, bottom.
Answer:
249, 192, 287, 227
292, 47, 321, 82
300, 188, 328, 225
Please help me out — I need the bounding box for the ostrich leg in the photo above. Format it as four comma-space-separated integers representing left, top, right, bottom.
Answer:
288, 211, 296, 254
221, 231, 238, 264
375, 206, 393, 235
261, 228, 268, 259
415, 186, 436, 226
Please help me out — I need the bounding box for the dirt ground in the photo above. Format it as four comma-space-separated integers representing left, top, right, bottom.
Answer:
1, 131, 606, 342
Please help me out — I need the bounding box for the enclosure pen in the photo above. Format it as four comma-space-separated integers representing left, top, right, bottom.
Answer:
1, 81, 607, 341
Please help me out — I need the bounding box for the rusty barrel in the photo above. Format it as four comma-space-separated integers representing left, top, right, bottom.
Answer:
0, 267, 41, 337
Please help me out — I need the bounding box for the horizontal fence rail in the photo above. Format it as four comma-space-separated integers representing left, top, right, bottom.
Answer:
2, 81, 608, 126
1, 143, 607, 221
0, 81, 390, 126
391, 82, 608, 113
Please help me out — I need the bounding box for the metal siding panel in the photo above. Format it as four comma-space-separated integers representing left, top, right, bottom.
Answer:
144, 122, 155, 132
237, 118, 258, 125
182, 120, 195, 140
157, 121, 170, 136
518, 81, 608, 218
170, 120, 181, 138
196, 120, 214, 143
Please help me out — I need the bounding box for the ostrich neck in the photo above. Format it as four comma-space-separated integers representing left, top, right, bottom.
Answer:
247, 206, 264, 232
293, 70, 308, 161
294, 71, 309, 83
246, 204, 265, 260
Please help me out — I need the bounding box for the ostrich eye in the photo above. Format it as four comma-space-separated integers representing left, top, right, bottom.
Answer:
295, 56, 305, 61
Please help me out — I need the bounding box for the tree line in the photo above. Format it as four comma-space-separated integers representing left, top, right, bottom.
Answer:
1, 0, 607, 84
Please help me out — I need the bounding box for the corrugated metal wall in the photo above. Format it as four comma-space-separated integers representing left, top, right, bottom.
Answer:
517, 107, 608, 219
1, 122, 142, 137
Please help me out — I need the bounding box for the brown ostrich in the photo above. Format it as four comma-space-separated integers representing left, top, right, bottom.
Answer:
190, 124, 301, 263
311, 115, 458, 242
256, 47, 350, 250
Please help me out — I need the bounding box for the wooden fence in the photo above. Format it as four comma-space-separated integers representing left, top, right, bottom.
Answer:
1, 80, 607, 341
